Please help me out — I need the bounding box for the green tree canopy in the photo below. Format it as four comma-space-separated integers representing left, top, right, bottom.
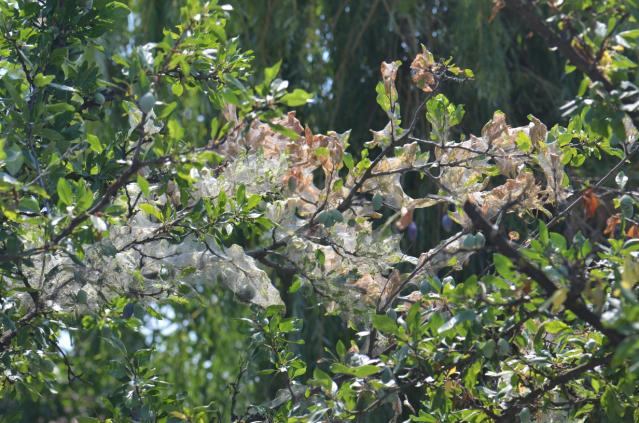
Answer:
1, 1, 639, 422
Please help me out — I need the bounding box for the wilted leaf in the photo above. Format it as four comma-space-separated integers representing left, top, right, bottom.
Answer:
604, 214, 621, 237
582, 188, 600, 218
627, 224, 639, 239
380, 61, 400, 99
396, 207, 413, 231
410, 45, 438, 93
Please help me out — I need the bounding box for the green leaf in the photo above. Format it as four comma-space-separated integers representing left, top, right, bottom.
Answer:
497, 338, 511, 356
291, 364, 307, 378
493, 253, 516, 280
550, 288, 568, 313
375, 81, 390, 112
34, 73, 55, 88
543, 320, 570, 335
437, 309, 476, 334
353, 364, 382, 378
315, 249, 325, 267
289, 276, 303, 293
372, 314, 400, 335
264, 60, 282, 86
620, 29, 639, 39
5, 145, 24, 175
314, 146, 329, 159
330, 363, 381, 378
463, 359, 482, 390
311, 367, 334, 392
168, 119, 184, 140
87, 134, 103, 153
516, 131, 532, 152
32, 127, 65, 142
620, 195, 634, 218
57, 178, 73, 205
269, 123, 300, 140
281, 89, 312, 107
244, 194, 262, 211
159, 101, 178, 119
45, 102, 75, 114
139, 203, 163, 221
601, 387, 624, 419
482, 339, 496, 358
372, 193, 383, 210
236, 184, 246, 204
49, 83, 77, 92
278, 318, 300, 333
167, 412, 188, 422
139, 92, 156, 114
539, 221, 549, 245
343, 152, 354, 170
171, 82, 184, 96
316, 209, 343, 227
137, 174, 150, 197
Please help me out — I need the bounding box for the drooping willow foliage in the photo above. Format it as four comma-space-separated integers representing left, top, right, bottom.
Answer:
1, 1, 639, 422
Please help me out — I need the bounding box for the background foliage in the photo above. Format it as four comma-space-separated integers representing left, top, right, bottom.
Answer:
1, 0, 639, 422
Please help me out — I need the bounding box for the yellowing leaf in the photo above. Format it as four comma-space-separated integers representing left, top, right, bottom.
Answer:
168, 411, 188, 421
622, 254, 639, 290
551, 288, 568, 313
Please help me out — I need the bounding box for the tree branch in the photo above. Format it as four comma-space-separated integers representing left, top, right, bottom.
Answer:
504, 0, 613, 91
463, 200, 624, 345
496, 353, 611, 422
337, 96, 430, 213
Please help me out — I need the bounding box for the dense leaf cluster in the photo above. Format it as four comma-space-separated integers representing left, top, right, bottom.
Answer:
1, 1, 639, 422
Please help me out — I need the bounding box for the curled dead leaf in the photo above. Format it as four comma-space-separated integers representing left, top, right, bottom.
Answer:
489, 0, 505, 22
351, 274, 382, 304
396, 207, 414, 231
380, 61, 400, 97
582, 188, 600, 218
604, 214, 621, 237
410, 45, 438, 93
381, 269, 402, 305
